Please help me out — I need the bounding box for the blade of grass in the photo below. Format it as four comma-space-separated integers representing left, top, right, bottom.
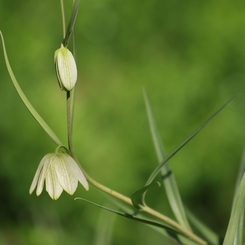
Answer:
0, 31, 63, 146
101, 192, 200, 245
146, 94, 238, 186
223, 171, 245, 245
62, 0, 81, 47
231, 148, 245, 245
75, 197, 184, 239
234, 147, 245, 194
77, 197, 207, 244
131, 182, 160, 209
143, 89, 191, 230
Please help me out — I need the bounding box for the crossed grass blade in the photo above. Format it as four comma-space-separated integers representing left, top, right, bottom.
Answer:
145, 94, 239, 186
143, 89, 191, 230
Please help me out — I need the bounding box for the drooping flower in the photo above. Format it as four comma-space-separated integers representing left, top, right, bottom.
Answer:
54, 44, 77, 91
29, 151, 89, 200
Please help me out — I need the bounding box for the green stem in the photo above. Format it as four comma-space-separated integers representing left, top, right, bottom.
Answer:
142, 205, 207, 245
73, 155, 207, 245
64, 0, 77, 156
66, 89, 76, 154
60, 0, 66, 39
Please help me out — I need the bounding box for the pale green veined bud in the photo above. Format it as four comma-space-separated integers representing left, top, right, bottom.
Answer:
54, 44, 77, 91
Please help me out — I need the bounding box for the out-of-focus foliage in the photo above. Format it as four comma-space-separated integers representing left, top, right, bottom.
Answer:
0, 0, 245, 244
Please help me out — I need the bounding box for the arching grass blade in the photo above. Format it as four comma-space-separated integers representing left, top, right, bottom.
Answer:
143, 89, 191, 230
0, 31, 63, 146
63, 0, 81, 47
146, 94, 239, 186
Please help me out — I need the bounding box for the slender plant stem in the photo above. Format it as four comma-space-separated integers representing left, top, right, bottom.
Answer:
142, 205, 207, 245
73, 157, 207, 245
60, 0, 66, 39
70, 152, 207, 245
66, 90, 76, 153
62, 0, 75, 155
63, 0, 77, 155
79, 161, 133, 206
87, 169, 206, 245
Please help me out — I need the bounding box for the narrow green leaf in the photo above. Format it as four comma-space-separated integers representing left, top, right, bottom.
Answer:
223, 172, 245, 245
75, 197, 184, 241
234, 147, 245, 195
101, 192, 199, 245
232, 213, 243, 245
143, 89, 191, 230
0, 31, 63, 146
150, 226, 200, 245
131, 182, 160, 209
63, 0, 81, 47
231, 148, 245, 245
146, 95, 238, 186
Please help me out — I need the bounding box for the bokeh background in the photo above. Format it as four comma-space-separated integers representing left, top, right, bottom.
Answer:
1, 0, 245, 244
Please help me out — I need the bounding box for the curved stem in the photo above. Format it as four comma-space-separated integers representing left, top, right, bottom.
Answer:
84, 168, 133, 206
71, 151, 207, 245
88, 171, 206, 244
142, 205, 207, 245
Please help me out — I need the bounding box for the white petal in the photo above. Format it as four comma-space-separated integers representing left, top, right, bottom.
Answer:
29, 157, 45, 194
54, 154, 78, 195
36, 154, 53, 196
46, 162, 63, 200
64, 155, 89, 191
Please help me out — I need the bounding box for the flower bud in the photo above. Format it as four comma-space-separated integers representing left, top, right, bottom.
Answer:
54, 44, 77, 91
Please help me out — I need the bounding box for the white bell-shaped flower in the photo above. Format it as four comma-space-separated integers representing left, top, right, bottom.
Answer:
29, 152, 89, 200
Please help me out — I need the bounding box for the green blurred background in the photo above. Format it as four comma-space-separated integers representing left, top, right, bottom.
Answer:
1, 0, 245, 244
